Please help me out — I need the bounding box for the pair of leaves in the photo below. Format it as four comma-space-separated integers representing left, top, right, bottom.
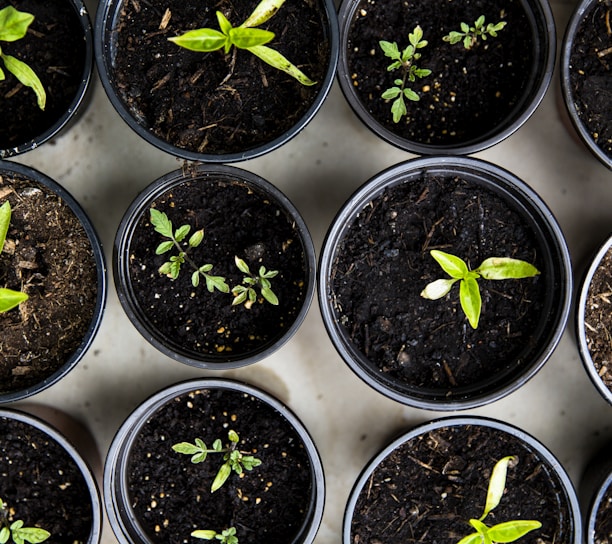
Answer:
420, 250, 540, 329
191, 527, 238, 543
0, 499, 50, 544
0, 6, 46, 110
443, 15, 507, 50
0, 201, 29, 313
232, 256, 279, 306
168, 0, 315, 86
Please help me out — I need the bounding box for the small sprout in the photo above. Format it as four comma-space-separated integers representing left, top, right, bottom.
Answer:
0, 6, 46, 110
420, 249, 540, 329
443, 15, 507, 50
231, 256, 279, 308
457, 456, 542, 544
0, 497, 50, 544
0, 201, 29, 313
172, 430, 262, 493
379, 25, 432, 123
169, 0, 315, 86
192, 527, 238, 543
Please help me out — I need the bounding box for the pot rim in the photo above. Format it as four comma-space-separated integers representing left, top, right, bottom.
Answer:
336, 0, 556, 155
94, 0, 339, 163
318, 155, 572, 410
0, 160, 107, 403
343, 415, 581, 544
0, 0, 94, 159
103, 377, 326, 544
113, 163, 316, 369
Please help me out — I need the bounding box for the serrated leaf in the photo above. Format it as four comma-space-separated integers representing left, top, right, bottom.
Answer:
379, 40, 400, 60
212, 439, 223, 452
391, 96, 407, 123
192, 452, 208, 463
205, 274, 229, 293
174, 224, 190, 242
409, 25, 423, 46
460, 276, 481, 329
155, 241, 174, 255
232, 290, 248, 306
172, 442, 202, 455
475, 15, 485, 28
150, 208, 173, 238
12, 527, 50, 544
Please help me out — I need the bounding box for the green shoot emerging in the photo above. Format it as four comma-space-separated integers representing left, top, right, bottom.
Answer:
168, 0, 315, 86
420, 249, 540, 329
232, 256, 279, 308
192, 527, 238, 543
443, 15, 507, 50
0, 201, 29, 313
457, 456, 542, 544
172, 430, 262, 493
0, 497, 50, 544
380, 25, 431, 123
0, 6, 46, 110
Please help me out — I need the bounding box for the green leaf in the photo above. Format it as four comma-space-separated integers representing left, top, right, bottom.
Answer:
172, 442, 202, 455
230, 27, 274, 49
11, 526, 51, 544
0, 66, 4, 80
158, 261, 172, 276
1, 53, 46, 110
260, 267, 278, 279
211, 462, 232, 492
487, 520, 542, 542
480, 456, 515, 520
191, 530, 218, 540
414, 68, 432, 78
475, 15, 485, 29
235, 256, 251, 275
0, 200, 10, 252
461, 22, 470, 33
150, 208, 173, 238
241, 0, 285, 28
460, 276, 481, 329
169, 260, 181, 279
232, 289, 248, 306
0, 287, 28, 313
456, 533, 483, 544
212, 439, 223, 451
199, 264, 213, 273
430, 250, 469, 279
381, 87, 401, 100
216, 11, 233, 36
420, 278, 458, 300
443, 31, 464, 44
464, 35, 473, 49
168, 28, 227, 52
248, 44, 316, 86
189, 229, 204, 248
476, 257, 540, 280
241, 456, 262, 470
0, 6, 34, 42
391, 96, 406, 123
192, 270, 200, 287
174, 224, 190, 242
155, 240, 174, 255
0, 527, 10, 544
205, 274, 229, 293
409, 25, 424, 47
261, 286, 279, 305
228, 430, 239, 443
379, 40, 400, 60
403, 88, 420, 101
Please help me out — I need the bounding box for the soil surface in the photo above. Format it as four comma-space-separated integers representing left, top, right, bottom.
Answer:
0, 416, 94, 543
350, 424, 574, 543
127, 176, 309, 361
0, 0, 87, 153
110, 0, 330, 156
584, 247, 612, 393
347, 0, 534, 146
126, 387, 314, 544
568, 0, 612, 160
595, 479, 612, 544
0, 174, 98, 394
329, 173, 547, 401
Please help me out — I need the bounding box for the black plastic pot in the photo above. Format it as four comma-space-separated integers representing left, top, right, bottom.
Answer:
560, 0, 612, 170
0, 407, 102, 543
104, 378, 325, 544
0, 161, 107, 403
0, 0, 94, 158
94, 0, 339, 163
343, 416, 581, 544
113, 163, 316, 369
580, 442, 612, 544
575, 233, 612, 405
336, 0, 556, 155
318, 156, 571, 410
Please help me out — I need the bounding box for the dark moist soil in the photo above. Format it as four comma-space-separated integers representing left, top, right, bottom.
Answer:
0, 0, 87, 152
329, 174, 547, 399
127, 176, 309, 360
0, 174, 98, 394
595, 479, 612, 544
350, 424, 573, 543
111, 0, 330, 156
584, 247, 612, 393
127, 387, 314, 544
568, 0, 612, 160
0, 416, 94, 543
347, 0, 534, 146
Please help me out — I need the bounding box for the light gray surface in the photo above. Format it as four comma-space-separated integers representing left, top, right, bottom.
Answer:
10, 0, 612, 541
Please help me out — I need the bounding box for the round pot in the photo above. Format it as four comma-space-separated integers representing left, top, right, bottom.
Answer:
575, 233, 612, 405
104, 378, 325, 544
580, 443, 612, 544
343, 416, 581, 544
0, 0, 93, 158
0, 161, 107, 403
94, 0, 339, 163
0, 407, 102, 543
114, 163, 316, 369
336, 0, 555, 155
318, 156, 571, 410
560, 0, 612, 170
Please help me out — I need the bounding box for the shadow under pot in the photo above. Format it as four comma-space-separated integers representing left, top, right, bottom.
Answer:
560, 0, 612, 170
344, 416, 581, 544
104, 378, 325, 544
580, 442, 612, 544
0, 161, 107, 403
0, 0, 93, 158
94, 0, 339, 163
575, 233, 612, 405
336, 0, 555, 155
318, 156, 571, 410
114, 164, 315, 368
0, 407, 102, 543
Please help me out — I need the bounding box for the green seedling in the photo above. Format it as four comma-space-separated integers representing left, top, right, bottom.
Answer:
172, 430, 262, 493
443, 15, 507, 50
232, 256, 279, 308
150, 208, 229, 293
0, 201, 29, 313
192, 527, 238, 543
420, 249, 540, 329
0, 6, 46, 110
379, 25, 432, 123
0, 498, 50, 544
169, 0, 315, 86
457, 456, 542, 544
